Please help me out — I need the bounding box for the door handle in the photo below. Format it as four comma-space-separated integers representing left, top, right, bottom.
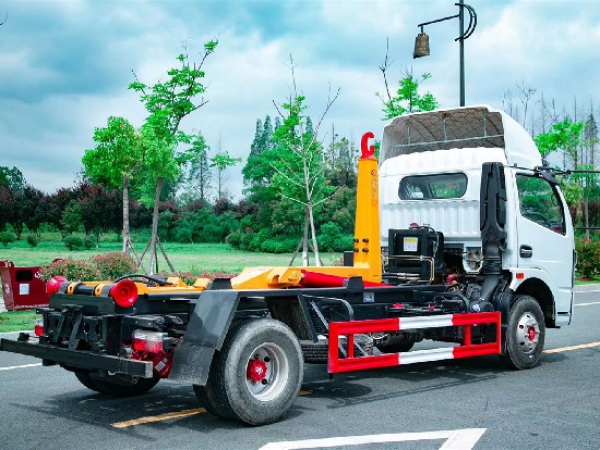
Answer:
520, 245, 533, 258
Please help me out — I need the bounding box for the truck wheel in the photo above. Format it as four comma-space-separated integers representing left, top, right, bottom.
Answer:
74, 371, 102, 392
91, 375, 160, 396
501, 295, 545, 370
196, 319, 303, 426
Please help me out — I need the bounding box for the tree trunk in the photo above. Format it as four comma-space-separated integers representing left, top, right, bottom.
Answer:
308, 203, 321, 267
585, 197, 590, 240
148, 177, 164, 275
302, 207, 309, 266
122, 176, 131, 253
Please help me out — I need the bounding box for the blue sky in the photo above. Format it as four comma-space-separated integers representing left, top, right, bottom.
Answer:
1, 0, 599, 199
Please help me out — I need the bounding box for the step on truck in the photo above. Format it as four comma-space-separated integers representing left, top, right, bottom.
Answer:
0, 105, 575, 426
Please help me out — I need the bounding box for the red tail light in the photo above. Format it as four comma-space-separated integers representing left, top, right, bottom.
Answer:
46, 276, 68, 296
109, 279, 138, 308
34, 319, 44, 337
132, 330, 166, 353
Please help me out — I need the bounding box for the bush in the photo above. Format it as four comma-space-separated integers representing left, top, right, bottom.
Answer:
226, 232, 242, 249
90, 252, 138, 280
63, 235, 84, 251
575, 238, 600, 279
83, 236, 95, 250
260, 237, 299, 253
318, 222, 354, 252
26, 234, 40, 248
0, 231, 16, 248
41, 258, 101, 282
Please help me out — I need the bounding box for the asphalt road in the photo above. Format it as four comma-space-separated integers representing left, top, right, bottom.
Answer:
1, 291, 599, 450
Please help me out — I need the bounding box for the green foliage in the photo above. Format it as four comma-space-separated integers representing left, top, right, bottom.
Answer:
89, 252, 137, 280
377, 72, 439, 120
63, 235, 85, 251
317, 221, 354, 252
535, 117, 584, 162
0, 166, 25, 191
575, 238, 600, 279
0, 231, 16, 248
61, 200, 83, 235
82, 116, 141, 189
26, 234, 40, 248
83, 236, 95, 250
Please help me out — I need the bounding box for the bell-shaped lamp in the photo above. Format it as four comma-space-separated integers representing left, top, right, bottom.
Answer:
413, 32, 430, 59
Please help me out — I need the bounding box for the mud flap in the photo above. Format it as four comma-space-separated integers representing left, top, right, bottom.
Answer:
169, 290, 240, 385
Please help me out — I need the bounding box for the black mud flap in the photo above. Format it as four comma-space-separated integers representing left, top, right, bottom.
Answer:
169, 290, 240, 385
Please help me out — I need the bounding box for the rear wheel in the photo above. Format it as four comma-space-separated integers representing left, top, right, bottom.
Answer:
74, 371, 102, 392
195, 319, 303, 426
90, 374, 160, 396
501, 295, 545, 370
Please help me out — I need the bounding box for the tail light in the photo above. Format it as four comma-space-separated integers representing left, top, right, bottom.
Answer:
132, 330, 167, 353
34, 318, 44, 337
46, 276, 68, 296
109, 279, 138, 308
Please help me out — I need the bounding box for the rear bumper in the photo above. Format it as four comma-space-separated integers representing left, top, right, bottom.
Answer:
0, 337, 153, 378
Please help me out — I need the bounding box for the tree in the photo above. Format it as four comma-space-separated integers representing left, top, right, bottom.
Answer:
377, 40, 438, 120
0, 166, 25, 191
80, 183, 122, 246
82, 116, 142, 252
534, 117, 584, 169
185, 132, 212, 202
21, 186, 45, 236
269, 57, 340, 265
211, 148, 242, 200
129, 41, 218, 273
61, 200, 83, 236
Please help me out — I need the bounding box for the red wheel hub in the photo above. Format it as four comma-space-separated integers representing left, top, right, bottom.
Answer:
527, 326, 536, 341
247, 358, 268, 383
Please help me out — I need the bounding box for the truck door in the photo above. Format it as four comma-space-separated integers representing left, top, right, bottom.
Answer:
514, 173, 573, 316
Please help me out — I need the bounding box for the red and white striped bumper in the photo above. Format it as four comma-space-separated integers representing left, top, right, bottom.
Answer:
328, 312, 501, 373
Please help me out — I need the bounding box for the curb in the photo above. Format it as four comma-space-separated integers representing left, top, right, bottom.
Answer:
574, 284, 600, 292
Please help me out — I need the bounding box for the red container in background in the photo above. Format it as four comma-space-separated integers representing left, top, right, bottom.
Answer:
0, 261, 49, 311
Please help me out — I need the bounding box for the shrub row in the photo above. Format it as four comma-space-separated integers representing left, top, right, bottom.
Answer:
227, 222, 353, 254
41, 253, 138, 282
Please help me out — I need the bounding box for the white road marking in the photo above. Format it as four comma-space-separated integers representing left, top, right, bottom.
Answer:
575, 301, 600, 307
258, 428, 486, 450
0, 363, 42, 371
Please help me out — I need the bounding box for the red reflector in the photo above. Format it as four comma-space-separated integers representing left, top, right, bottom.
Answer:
132, 330, 165, 353
516, 273, 525, 279
109, 280, 138, 308
34, 319, 44, 337
46, 276, 68, 296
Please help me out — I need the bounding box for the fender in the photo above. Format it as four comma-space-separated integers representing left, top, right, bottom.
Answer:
168, 290, 240, 385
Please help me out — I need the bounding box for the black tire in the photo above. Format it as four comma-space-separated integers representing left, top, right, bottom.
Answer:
500, 295, 545, 370
90, 374, 160, 396
375, 340, 414, 354
195, 319, 303, 426
74, 371, 102, 393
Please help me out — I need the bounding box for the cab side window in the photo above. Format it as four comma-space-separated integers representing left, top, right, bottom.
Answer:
516, 175, 566, 234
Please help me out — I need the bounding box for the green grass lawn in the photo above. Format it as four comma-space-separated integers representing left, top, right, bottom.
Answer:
0, 235, 343, 274
0, 310, 38, 333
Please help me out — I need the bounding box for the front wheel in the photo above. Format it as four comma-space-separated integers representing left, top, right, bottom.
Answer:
501, 295, 545, 370
195, 319, 303, 426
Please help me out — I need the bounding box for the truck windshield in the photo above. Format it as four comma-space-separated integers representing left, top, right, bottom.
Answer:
399, 173, 468, 200
516, 174, 566, 234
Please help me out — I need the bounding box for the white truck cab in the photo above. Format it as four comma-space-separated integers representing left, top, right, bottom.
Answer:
379, 105, 575, 330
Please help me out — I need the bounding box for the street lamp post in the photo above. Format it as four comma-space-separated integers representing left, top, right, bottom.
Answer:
413, 0, 477, 106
